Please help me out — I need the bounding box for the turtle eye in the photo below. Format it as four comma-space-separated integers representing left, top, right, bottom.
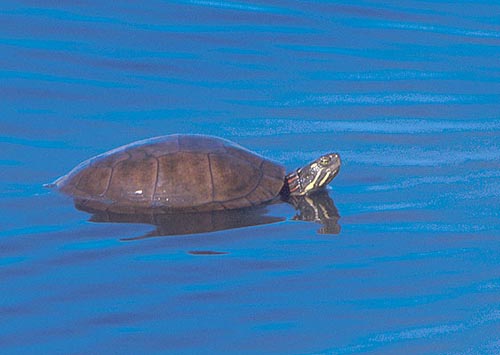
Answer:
319, 156, 331, 166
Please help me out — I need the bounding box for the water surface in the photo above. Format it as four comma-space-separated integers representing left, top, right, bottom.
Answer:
1, 1, 500, 354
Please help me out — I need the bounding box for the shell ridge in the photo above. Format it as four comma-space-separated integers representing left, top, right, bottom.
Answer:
207, 153, 215, 202
101, 166, 113, 198
151, 156, 160, 203
243, 159, 265, 201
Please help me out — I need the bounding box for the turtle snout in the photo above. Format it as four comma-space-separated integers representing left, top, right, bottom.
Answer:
329, 153, 341, 167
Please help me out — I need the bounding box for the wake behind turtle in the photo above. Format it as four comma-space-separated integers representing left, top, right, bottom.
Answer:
50, 134, 341, 214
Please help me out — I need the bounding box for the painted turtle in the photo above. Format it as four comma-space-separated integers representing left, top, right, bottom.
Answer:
51, 134, 340, 213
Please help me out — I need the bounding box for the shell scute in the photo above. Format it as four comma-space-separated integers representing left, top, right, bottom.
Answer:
179, 135, 225, 153
105, 156, 158, 205
208, 153, 261, 202
76, 166, 112, 196
154, 152, 212, 208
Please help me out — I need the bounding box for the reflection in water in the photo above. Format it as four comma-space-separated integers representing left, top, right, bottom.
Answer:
75, 190, 340, 239
287, 190, 341, 235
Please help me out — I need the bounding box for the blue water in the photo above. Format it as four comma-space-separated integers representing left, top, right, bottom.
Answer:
2, 1, 500, 354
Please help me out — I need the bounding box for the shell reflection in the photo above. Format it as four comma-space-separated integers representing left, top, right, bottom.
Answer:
74, 190, 340, 239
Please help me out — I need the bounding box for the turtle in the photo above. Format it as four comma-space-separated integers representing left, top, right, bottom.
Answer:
50, 134, 341, 213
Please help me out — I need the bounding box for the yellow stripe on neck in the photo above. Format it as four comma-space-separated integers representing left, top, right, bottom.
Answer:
303, 167, 322, 193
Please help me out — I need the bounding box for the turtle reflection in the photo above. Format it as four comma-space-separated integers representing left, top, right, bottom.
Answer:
75, 190, 340, 239
287, 190, 341, 235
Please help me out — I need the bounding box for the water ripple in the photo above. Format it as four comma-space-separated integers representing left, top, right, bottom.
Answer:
318, 308, 500, 355
368, 171, 500, 192
376, 21, 500, 39
223, 118, 500, 136
181, 0, 288, 13
282, 93, 490, 106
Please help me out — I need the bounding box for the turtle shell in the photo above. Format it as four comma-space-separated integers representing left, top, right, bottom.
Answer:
54, 134, 286, 213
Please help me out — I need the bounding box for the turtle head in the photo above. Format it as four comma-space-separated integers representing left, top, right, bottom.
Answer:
284, 153, 341, 196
